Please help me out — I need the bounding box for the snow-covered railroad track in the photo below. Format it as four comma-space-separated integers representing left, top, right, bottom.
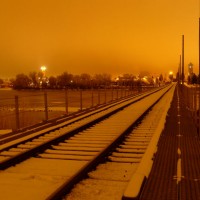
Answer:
0, 84, 174, 200
65, 110, 160, 200
0, 86, 165, 163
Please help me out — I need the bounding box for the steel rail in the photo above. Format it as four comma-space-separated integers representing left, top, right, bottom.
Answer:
45, 84, 174, 200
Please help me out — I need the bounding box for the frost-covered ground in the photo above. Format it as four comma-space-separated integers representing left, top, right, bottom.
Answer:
0, 130, 12, 135
0, 158, 87, 200
66, 162, 137, 200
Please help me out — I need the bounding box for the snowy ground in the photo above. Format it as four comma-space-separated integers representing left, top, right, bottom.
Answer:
0, 130, 12, 135
65, 162, 137, 200
0, 158, 88, 200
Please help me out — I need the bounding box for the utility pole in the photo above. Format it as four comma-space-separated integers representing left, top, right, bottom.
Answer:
179, 54, 182, 83
182, 35, 184, 84
199, 18, 200, 79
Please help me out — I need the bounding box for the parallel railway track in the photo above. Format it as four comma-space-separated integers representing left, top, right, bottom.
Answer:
0, 84, 175, 200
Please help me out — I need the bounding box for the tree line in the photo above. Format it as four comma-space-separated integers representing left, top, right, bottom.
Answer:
10, 72, 114, 89
5, 71, 144, 90
0, 71, 167, 90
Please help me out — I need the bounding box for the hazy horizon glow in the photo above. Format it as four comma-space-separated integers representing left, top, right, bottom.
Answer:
0, 0, 199, 78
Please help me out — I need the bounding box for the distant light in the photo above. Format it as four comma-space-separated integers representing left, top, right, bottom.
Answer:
169, 71, 173, 75
41, 66, 47, 72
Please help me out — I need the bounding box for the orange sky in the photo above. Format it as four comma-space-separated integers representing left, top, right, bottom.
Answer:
0, 0, 199, 78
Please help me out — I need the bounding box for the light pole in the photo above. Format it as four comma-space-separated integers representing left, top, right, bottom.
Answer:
169, 71, 173, 82
40, 66, 47, 88
182, 35, 184, 84
41, 66, 47, 78
198, 0, 200, 78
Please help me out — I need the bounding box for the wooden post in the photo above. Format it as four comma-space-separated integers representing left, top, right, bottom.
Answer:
104, 88, 106, 103
91, 89, 94, 107
65, 89, 68, 114
15, 95, 20, 130
98, 88, 100, 105
44, 92, 48, 121
111, 88, 113, 101
80, 89, 83, 111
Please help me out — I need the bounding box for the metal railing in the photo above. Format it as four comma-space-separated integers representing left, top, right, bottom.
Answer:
180, 83, 200, 135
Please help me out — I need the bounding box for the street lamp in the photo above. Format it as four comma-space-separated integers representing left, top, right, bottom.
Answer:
41, 66, 47, 77
40, 66, 47, 88
169, 71, 173, 81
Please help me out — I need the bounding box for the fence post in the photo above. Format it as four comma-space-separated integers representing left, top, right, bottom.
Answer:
44, 92, 48, 121
98, 88, 100, 105
65, 89, 68, 114
80, 89, 83, 111
15, 95, 20, 130
104, 89, 107, 103
91, 89, 94, 107
111, 88, 113, 101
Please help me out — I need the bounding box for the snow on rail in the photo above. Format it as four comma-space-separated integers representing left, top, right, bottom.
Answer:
122, 83, 175, 200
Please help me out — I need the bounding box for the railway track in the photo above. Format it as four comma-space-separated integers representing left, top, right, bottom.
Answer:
0, 84, 175, 200
0, 86, 164, 153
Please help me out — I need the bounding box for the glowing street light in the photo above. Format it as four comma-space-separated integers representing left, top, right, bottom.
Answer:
41, 65, 46, 73
40, 66, 47, 78
169, 71, 173, 81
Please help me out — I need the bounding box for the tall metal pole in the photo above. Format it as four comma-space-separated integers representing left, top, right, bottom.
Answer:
182, 35, 184, 84
199, 18, 200, 79
198, 17, 200, 136
179, 54, 182, 83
